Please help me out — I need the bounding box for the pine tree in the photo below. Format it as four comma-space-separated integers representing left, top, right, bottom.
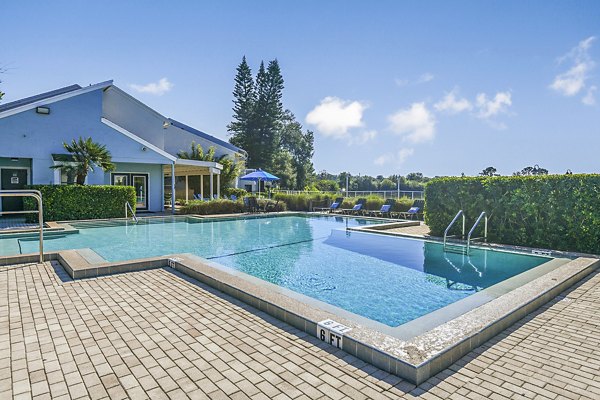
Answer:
254, 60, 284, 170
228, 57, 257, 165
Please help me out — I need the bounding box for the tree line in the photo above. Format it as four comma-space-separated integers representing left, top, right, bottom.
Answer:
227, 57, 314, 190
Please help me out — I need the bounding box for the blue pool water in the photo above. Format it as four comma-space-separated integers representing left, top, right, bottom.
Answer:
0, 215, 549, 326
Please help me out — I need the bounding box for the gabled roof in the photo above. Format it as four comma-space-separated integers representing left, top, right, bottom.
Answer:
0, 80, 113, 119
168, 118, 246, 156
0, 84, 81, 113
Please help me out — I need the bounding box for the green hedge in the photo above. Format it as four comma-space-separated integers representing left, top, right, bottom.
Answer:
24, 185, 136, 222
273, 193, 416, 212
425, 174, 600, 254
179, 198, 287, 215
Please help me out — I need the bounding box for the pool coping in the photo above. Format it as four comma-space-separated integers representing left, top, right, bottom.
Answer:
1, 214, 599, 384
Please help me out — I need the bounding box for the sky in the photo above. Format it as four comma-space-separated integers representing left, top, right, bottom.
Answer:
1, 1, 599, 177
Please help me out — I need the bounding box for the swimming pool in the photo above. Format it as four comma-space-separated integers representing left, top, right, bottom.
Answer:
0, 215, 550, 327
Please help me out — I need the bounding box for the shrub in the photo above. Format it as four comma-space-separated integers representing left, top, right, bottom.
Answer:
223, 187, 248, 198
24, 185, 136, 221
273, 193, 417, 212
424, 174, 600, 254
179, 199, 244, 215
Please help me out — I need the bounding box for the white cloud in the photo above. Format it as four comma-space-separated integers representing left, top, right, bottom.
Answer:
475, 91, 512, 119
388, 102, 436, 143
305, 97, 367, 138
434, 90, 472, 114
374, 148, 414, 166
394, 72, 434, 87
417, 73, 435, 83
550, 36, 596, 97
130, 78, 173, 96
348, 130, 377, 145
582, 85, 597, 106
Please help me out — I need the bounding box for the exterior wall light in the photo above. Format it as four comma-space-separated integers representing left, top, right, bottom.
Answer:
36, 106, 51, 115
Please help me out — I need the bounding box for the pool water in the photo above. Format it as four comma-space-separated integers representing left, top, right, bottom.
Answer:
0, 215, 549, 326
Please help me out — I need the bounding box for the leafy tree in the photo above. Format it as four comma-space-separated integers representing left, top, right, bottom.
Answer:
315, 179, 339, 192
479, 166, 499, 176
271, 151, 296, 189
406, 172, 424, 182
51, 137, 115, 185
279, 110, 314, 189
380, 178, 396, 190
514, 165, 549, 176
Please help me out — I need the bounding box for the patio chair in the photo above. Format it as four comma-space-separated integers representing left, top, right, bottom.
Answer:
369, 198, 395, 218
247, 196, 263, 213
264, 200, 280, 213
341, 198, 367, 215
394, 199, 425, 220
314, 197, 344, 213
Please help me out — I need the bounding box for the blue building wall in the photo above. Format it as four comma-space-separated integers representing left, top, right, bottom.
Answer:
0, 89, 172, 211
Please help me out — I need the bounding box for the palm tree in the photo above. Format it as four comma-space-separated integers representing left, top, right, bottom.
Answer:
51, 137, 115, 185
177, 142, 244, 192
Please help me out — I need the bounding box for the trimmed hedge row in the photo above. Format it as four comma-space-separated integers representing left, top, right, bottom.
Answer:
424, 174, 600, 254
272, 193, 417, 212
24, 185, 136, 222
179, 198, 287, 215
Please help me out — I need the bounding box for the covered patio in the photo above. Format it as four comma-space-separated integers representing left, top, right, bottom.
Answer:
164, 159, 223, 209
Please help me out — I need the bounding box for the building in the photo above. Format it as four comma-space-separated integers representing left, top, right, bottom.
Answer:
0, 80, 247, 212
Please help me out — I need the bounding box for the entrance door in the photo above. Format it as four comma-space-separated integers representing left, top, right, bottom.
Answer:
131, 174, 148, 210
1, 169, 28, 211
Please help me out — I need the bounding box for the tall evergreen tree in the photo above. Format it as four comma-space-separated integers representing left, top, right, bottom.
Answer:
253, 60, 285, 170
227, 57, 314, 188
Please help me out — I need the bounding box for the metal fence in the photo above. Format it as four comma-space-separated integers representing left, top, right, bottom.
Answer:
274, 190, 424, 199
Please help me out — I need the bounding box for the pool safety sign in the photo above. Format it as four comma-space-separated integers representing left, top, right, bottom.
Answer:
317, 319, 352, 349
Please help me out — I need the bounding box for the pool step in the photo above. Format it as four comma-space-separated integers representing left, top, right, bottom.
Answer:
444, 244, 468, 255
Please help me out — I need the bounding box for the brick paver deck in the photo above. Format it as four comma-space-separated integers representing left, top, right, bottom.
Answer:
1, 261, 599, 399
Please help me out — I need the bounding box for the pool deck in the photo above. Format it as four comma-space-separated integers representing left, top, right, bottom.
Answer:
2, 260, 600, 399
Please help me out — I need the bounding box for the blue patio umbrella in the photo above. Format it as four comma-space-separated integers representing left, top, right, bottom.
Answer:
239, 169, 280, 197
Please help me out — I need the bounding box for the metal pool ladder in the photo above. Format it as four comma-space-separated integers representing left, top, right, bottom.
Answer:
443, 210, 488, 255
0, 189, 44, 263
125, 201, 138, 223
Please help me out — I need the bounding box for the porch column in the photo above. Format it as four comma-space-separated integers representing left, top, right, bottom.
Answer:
209, 170, 214, 199
217, 175, 220, 198
200, 175, 204, 199
171, 163, 176, 215
185, 175, 189, 202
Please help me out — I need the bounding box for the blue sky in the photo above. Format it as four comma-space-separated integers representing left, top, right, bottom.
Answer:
2, 1, 599, 176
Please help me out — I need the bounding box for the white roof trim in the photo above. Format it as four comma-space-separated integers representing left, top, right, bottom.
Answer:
175, 158, 223, 169
0, 80, 114, 120
101, 117, 176, 162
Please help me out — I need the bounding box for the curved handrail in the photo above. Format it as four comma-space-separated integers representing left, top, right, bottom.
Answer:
125, 202, 138, 223
0, 190, 44, 263
467, 211, 488, 254
443, 210, 465, 250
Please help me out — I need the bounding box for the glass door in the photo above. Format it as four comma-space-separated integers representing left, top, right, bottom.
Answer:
132, 174, 148, 210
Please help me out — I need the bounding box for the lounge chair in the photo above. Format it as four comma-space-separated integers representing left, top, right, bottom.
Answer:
369, 198, 395, 218
394, 199, 425, 220
341, 198, 366, 215
314, 197, 344, 213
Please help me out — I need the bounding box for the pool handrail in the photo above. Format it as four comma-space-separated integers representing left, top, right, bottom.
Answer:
125, 201, 138, 223
443, 210, 465, 251
0, 189, 44, 263
466, 211, 488, 255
